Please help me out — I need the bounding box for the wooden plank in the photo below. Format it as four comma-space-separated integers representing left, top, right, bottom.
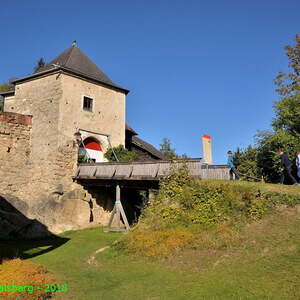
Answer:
77, 163, 230, 181
77, 165, 97, 177
115, 185, 121, 229
114, 165, 133, 178
188, 164, 202, 176
157, 163, 172, 176
95, 165, 116, 178
107, 205, 116, 228
199, 168, 230, 180
131, 163, 159, 178
119, 203, 130, 230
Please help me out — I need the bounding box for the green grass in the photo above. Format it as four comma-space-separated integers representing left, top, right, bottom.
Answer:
2, 180, 300, 299
12, 210, 297, 299
204, 179, 300, 195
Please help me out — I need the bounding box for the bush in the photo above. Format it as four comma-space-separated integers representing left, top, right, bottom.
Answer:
104, 145, 137, 162
118, 166, 300, 257
120, 227, 194, 258
78, 153, 89, 163
0, 258, 55, 300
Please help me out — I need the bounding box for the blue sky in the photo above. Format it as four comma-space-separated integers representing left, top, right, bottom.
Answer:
1, 0, 300, 163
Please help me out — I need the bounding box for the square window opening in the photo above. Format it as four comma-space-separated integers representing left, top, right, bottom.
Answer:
83, 96, 93, 111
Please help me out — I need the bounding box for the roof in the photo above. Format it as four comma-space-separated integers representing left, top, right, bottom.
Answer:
13, 45, 129, 94
75, 160, 231, 182
125, 124, 138, 136
0, 90, 15, 97
132, 136, 166, 160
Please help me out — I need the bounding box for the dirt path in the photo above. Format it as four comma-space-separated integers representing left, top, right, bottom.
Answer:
87, 246, 110, 265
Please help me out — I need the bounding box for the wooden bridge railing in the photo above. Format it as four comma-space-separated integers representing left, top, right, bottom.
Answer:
75, 159, 230, 181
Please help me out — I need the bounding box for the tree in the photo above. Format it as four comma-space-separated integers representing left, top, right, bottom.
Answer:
234, 146, 262, 181
33, 58, 45, 73
159, 138, 177, 160
259, 35, 300, 181
104, 145, 137, 162
0, 84, 11, 93
273, 35, 300, 133
235, 35, 300, 183
255, 129, 300, 182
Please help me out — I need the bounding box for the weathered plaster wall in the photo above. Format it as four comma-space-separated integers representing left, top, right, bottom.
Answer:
59, 73, 126, 151
1, 73, 127, 234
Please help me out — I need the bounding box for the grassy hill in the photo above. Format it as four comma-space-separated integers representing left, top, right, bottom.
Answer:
119, 176, 300, 258
1, 179, 300, 299
26, 210, 300, 299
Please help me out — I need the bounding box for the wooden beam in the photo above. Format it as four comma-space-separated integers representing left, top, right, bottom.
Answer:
77, 179, 159, 189
104, 184, 130, 232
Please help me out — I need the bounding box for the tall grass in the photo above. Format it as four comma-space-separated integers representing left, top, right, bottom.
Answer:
119, 166, 300, 257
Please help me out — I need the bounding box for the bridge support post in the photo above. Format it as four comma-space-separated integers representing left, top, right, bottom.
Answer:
105, 184, 130, 232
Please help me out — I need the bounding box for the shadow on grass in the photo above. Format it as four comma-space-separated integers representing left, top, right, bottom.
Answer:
0, 236, 69, 261
0, 194, 70, 262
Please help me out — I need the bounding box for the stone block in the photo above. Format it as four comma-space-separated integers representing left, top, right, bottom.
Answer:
62, 189, 86, 200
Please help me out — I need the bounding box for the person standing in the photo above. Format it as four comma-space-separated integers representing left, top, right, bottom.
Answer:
296, 151, 300, 182
278, 150, 299, 185
227, 151, 240, 180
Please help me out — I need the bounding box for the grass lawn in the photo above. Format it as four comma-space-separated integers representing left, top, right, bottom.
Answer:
17, 209, 299, 300
2, 181, 300, 299
202, 179, 300, 195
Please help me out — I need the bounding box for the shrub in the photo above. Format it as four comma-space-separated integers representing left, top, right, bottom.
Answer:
78, 153, 89, 163
0, 258, 55, 300
119, 166, 300, 257
120, 227, 194, 258
104, 145, 137, 162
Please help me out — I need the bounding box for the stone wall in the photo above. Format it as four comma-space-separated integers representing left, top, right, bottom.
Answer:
4, 73, 126, 193
0, 112, 32, 200
0, 72, 128, 234
0, 112, 47, 237
0, 112, 116, 234
4, 74, 64, 196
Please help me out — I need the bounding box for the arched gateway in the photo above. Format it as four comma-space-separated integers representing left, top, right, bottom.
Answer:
79, 137, 103, 162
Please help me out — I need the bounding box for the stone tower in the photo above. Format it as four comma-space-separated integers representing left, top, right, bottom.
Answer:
0, 44, 129, 233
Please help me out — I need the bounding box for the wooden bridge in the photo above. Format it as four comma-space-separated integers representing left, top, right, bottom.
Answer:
74, 159, 230, 188
74, 159, 230, 231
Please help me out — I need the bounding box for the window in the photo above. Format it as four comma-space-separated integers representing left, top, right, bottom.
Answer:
83, 96, 93, 111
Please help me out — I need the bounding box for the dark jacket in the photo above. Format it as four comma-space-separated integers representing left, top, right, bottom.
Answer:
280, 153, 292, 169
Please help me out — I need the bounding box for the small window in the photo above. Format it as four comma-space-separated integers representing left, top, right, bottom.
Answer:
83, 96, 93, 111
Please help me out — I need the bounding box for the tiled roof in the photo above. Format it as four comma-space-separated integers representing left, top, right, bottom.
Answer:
125, 124, 138, 135
132, 136, 166, 160
13, 45, 129, 94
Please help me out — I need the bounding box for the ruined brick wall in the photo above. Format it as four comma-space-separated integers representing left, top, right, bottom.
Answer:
4, 74, 66, 195
0, 112, 37, 227
0, 111, 105, 234
0, 113, 32, 197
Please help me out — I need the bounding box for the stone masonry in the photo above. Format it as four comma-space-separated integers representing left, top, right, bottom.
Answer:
1, 75, 125, 234
0, 45, 129, 234
0, 112, 32, 200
